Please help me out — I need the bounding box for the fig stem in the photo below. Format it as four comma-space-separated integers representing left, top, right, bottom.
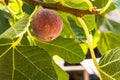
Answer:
26, 29, 36, 46
27, 6, 40, 45
22, 0, 100, 17
77, 17, 102, 79
29, 6, 40, 21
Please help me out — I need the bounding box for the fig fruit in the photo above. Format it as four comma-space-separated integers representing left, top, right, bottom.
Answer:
32, 8, 63, 42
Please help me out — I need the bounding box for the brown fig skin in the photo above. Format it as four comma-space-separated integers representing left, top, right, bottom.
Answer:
32, 8, 63, 42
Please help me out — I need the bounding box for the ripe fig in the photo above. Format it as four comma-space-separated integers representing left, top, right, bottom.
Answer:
32, 8, 63, 42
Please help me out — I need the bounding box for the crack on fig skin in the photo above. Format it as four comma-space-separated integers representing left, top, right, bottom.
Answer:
32, 9, 63, 42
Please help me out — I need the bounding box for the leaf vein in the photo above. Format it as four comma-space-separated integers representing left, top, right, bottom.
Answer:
112, 71, 120, 77
40, 41, 82, 59
100, 59, 120, 68
108, 48, 120, 62
0, 45, 12, 58
15, 48, 55, 80
100, 69, 116, 80
15, 69, 31, 80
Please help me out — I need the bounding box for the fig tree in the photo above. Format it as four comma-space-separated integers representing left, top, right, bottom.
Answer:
32, 8, 63, 42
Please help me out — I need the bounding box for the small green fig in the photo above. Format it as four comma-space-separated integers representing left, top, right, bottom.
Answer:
32, 8, 63, 42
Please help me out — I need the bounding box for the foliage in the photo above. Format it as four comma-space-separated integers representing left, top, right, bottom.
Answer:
99, 47, 120, 80
0, 0, 120, 80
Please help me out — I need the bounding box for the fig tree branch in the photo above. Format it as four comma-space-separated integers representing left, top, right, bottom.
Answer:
22, 0, 100, 17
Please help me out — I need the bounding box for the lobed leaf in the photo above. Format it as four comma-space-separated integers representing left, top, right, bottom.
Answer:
0, 45, 61, 80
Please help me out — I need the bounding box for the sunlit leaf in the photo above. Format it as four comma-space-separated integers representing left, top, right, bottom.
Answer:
62, 0, 92, 10
98, 32, 120, 54
36, 37, 85, 63
0, 15, 29, 39
0, 3, 5, 10
93, 0, 108, 8
83, 15, 96, 31
9, 0, 23, 14
104, 3, 116, 14
99, 47, 120, 79
52, 61, 69, 80
93, 0, 115, 14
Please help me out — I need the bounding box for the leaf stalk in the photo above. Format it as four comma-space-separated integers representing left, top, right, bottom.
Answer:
16, 0, 24, 16
100, 0, 112, 14
77, 17, 102, 79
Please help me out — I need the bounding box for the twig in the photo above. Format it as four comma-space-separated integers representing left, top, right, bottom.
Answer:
22, 0, 100, 17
